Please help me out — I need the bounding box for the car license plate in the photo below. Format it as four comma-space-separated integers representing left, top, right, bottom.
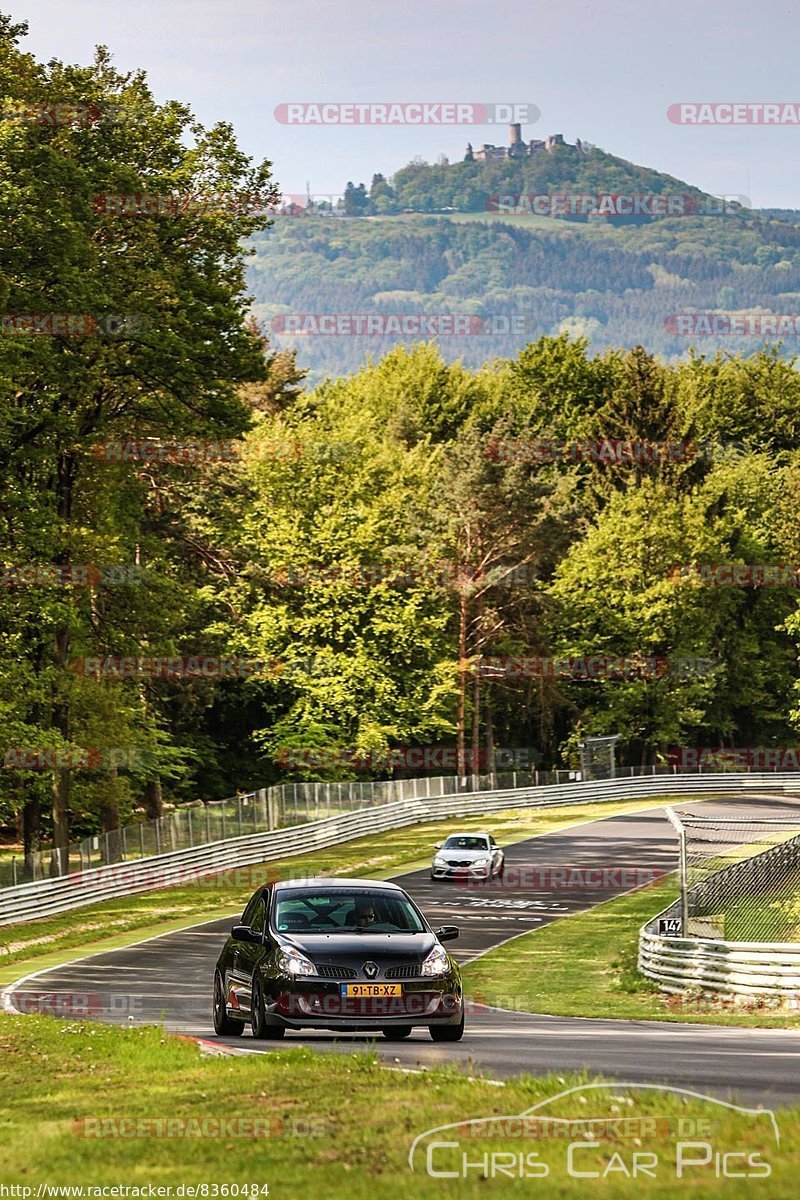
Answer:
341, 983, 402, 997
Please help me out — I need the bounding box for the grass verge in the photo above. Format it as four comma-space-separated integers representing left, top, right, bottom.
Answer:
0, 796, 663, 984
461, 877, 800, 1028
0, 1010, 796, 1196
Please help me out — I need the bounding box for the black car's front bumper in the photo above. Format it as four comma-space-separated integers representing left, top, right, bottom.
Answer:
260, 970, 463, 1030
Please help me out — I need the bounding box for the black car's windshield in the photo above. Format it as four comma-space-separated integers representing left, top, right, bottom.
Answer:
442, 836, 489, 850
273, 889, 426, 934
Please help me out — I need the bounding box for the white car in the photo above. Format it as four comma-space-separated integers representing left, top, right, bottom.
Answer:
431, 832, 504, 882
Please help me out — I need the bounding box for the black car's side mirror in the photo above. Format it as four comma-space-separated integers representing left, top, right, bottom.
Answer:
436, 925, 459, 942
232, 924, 262, 944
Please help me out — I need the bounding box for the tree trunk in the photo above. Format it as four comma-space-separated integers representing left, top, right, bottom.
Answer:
456, 591, 468, 776
100, 776, 122, 864
143, 777, 163, 820
51, 449, 78, 875
51, 624, 71, 875
22, 789, 41, 880
471, 667, 480, 778
485, 700, 496, 777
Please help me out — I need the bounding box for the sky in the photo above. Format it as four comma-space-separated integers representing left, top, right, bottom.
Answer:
8, 0, 800, 208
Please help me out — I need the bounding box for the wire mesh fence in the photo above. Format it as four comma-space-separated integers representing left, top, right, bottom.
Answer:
0, 768, 552, 889
2, 759, 794, 892
667, 807, 800, 941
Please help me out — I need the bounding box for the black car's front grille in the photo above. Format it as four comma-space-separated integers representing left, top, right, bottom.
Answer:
315, 964, 358, 980
384, 964, 422, 980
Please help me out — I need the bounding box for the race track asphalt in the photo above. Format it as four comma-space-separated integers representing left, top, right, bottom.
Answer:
6, 795, 800, 1107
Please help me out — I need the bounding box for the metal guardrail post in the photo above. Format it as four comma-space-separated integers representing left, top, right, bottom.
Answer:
187, 808, 193, 847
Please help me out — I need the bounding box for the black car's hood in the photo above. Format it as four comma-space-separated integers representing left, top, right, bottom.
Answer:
278, 931, 436, 959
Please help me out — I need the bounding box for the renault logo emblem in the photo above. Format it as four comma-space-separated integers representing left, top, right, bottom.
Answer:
363, 961, 379, 979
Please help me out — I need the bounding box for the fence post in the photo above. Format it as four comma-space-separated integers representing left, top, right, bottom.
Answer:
188, 808, 193, 847
665, 807, 689, 935
121, 825, 127, 861
139, 822, 145, 857
206, 804, 211, 843
155, 821, 161, 855
237, 796, 243, 836
11, 857, 17, 887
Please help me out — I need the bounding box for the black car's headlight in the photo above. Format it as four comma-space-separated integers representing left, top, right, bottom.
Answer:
420, 944, 449, 977
277, 947, 316, 977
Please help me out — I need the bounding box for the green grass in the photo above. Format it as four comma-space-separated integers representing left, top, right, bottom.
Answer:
0, 1011, 796, 1195
724, 889, 800, 942
461, 878, 800, 1029
0, 797, 664, 983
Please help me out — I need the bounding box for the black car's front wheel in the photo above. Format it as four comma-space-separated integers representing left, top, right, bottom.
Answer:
213, 973, 244, 1037
381, 1026, 412, 1040
429, 1013, 465, 1042
251, 977, 285, 1039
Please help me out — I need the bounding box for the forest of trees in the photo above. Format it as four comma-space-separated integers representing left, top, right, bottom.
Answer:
253, 202, 800, 380
5, 15, 800, 867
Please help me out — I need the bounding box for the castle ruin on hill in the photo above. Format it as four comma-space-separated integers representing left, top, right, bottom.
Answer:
465, 124, 585, 162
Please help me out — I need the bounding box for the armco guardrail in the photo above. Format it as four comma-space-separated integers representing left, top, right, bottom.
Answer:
2, 771, 799, 929
639, 910, 800, 996
639, 826, 800, 997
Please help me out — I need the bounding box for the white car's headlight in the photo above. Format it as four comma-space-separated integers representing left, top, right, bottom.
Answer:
277, 947, 316, 977
433, 855, 447, 865
420, 944, 449, 977
471, 856, 491, 868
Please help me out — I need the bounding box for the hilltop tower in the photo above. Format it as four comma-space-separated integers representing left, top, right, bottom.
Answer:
467, 125, 573, 162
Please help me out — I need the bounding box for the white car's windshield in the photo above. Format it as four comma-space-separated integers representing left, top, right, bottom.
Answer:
442, 836, 489, 851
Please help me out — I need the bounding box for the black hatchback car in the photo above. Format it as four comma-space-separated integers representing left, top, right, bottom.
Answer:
212, 877, 464, 1041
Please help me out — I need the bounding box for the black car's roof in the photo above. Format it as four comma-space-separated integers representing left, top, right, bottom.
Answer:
271, 877, 405, 893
